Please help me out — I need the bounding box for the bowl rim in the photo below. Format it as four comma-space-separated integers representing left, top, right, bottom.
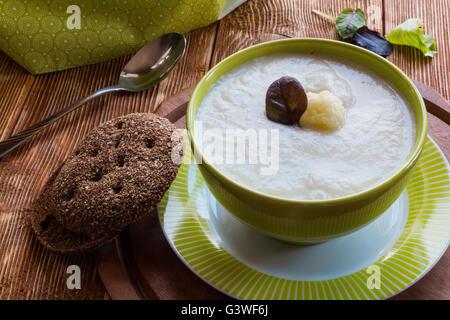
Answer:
186, 38, 428, 205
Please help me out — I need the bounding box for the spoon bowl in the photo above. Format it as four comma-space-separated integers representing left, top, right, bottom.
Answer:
119, 33, 186, 91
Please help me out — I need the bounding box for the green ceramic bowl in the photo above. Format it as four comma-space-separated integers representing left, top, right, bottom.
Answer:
186, 38, 428, 244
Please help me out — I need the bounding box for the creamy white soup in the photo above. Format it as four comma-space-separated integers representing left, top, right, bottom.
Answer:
195, 53, 416, 200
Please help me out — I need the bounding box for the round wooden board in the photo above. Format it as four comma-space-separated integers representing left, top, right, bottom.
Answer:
96, 86, 450, 300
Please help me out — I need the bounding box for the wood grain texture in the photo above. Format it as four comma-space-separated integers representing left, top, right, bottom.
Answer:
0, 0, 449, 300
385, 0, 450, 160
385, 0, 450, 300
211, 0, 383, 65
413, 80, 450, 126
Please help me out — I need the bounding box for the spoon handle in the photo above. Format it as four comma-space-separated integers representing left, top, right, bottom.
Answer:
0, 85, 122, 159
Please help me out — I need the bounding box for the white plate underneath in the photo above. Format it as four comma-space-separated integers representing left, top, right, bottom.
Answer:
206, 188, 409, 282
159, 137, 450, 300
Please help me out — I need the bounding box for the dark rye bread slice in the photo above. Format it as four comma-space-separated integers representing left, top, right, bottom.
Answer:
50, 113, 184, 239
29, 169, 117, 254
28, 113, 183, 253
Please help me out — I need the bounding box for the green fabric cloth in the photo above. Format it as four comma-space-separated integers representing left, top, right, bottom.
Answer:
0, 0, 226, 74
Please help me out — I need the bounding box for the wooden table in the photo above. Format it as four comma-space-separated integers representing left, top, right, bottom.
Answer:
0, 0, 449, 300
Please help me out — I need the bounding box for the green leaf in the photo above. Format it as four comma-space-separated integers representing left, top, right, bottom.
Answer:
349, 26, 393, 57
336, 8, 365, 39
386, 18, 437, 58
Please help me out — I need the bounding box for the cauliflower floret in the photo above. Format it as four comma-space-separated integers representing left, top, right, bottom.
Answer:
299, 90, 345, 131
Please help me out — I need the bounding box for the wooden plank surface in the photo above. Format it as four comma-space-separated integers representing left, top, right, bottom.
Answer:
385, 0, 450, 160
212, 0, 383, 65
0, 0, 449, 299
385, 0, 450, 300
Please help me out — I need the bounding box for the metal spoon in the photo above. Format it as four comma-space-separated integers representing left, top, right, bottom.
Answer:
0, 32, 186, 158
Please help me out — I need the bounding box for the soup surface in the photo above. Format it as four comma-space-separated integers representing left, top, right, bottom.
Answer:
195, 53, 416, 200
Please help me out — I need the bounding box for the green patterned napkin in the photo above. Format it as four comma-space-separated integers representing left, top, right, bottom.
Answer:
0, 0, 243, 74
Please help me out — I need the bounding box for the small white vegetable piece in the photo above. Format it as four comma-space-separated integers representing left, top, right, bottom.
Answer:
299, 90, 345, 131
